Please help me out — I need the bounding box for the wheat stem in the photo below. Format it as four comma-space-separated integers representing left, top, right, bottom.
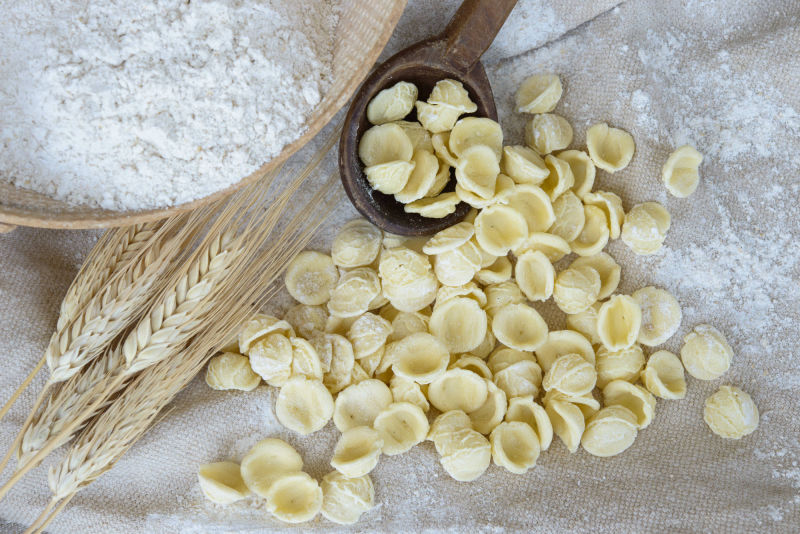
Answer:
0, 356, 45, 424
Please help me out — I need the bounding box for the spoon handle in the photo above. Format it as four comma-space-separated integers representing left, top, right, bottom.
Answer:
439, 0, 517, 73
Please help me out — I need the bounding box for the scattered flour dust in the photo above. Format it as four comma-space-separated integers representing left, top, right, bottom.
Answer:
0, 0, 340, 210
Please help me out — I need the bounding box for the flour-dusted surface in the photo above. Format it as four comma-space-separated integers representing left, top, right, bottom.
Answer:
1, 0, 799, 532
0, 0, 338, 210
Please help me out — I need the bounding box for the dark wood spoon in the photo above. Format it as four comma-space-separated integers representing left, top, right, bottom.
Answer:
339, 0, 518, 236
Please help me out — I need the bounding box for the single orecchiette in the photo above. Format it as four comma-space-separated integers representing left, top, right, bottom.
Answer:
405, 192, 462, 219
541, 154, 575, 200
484, 281, 524, 317
366, 81, 418, 125
525, 114, 573, 155
680, 324, 733, 380
390, 375, 430, 412
358, 123, 413, 167
620, 201, 671, 255
631, 286, 682, 346
597, 295, 642, 351
331, 219, 382, 269
330, 426, 383, 478
583, 190, 625, 240
504, 184, 555, 233
557, 149, 595, 198
545, 397, 584, 453
595, 344, 645, 388
585, 122, 635, 173
266, 472, 323, 524
284, 304, 328, 339
238, 314, 294, 354
515, 74, 562, 114
449, 117, 503, 161
602, 380, 656, 429
394, 120, 433, 152
275, 377, 334, 435
455, 145, 500, 199
491, 302, 549, 351
429, 296, 487, 353
422, 221, 474, 255
703, 385, 759, 439
427, 368, 489, 413
641, 350, 686, 399
662, 144, 703, 198
534, 329, 596, 372
388, 332, 449, 384
493, 359, 542, 399
469, 380, 507, 435
553, 264, 601, 314
327, 267, 381, 318
197, 461, 251, 505
205, 352, 261, 391
581, 405, 638, 457
542, 353, 597, 396
505, 396, 553, 451
364, 160, 415, 194
565, 302, 603, 346
284, 251, 339, 306
429, 411, 491, 482
490, 421, 541, 474
248, 333, 293, 386
320, 471, 375, 525
428, 79, 478, 113
320, 333, 355, 394
333, 378, 393, 432
395, 149, 440, 204
290, 337, 323, 380
515, 250, 555, 302
433, 240, 482, 287
570, 204, 610, 257
373, 401, 430, 455
240, 438, 303, 497
475, 205, 528, 256
475, 256, 513, 285
501, 145, 550, 185
415, 100, 462, 133
549, 190, 586, 242
346, 312, 393, 359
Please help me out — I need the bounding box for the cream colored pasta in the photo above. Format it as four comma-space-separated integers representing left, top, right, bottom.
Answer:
490, 421, 541, 474
428, 368, 489, 413
534, 329, 596, 372
395, 149, 440, 204
359, 123, 414, 167
704, 385, 759, 439
266, 472, 323, 524
570, 253, 621, 300
474, 204, 528, 256
248, 333, 293, 387
198, 461, 251, 505
333, 378, 393, 432
585, 122, 635, 173
433, 240, 482, 287
553, 265, 601, 315
570, 204, 610, 257
422, 222, 474, 255
240, 438, 303, 498
394, 120, 433, 152
320, 334, 355, 394
330, 219, 382, 269
583, 191, 625, 240
514, 233, 571, 264
632, 286, 682, 346
484, 281, 525, 317
283, 251, 340, 306
357, 346, 384, 377
275, 377, 334, 435
504, 184, 555, 232
515, 73, 562, 114
379, 248, 438, 312
285, 304, 328, 339
525, 114, 573, 155
549, 190, 585, 242
545, 398, 585, 453
595, 344, 645, 388
435, 282, 487, 309
327, 267, 381, 318
603, 380, 656, 429
415, 100, 462, 133
515, 250, 555, 302
455, 183, 495, 209
428, 78, 478, 113
541, 154, 575, 200
545, 390, 600, 419
487, 347, 535, 374
475, 256, 512, 285
621, 202, 671, 255
557, 149, 596, 198
680, 324, 733, 380
469, 380, 507, 435
389, 332, 449, 384
449, 117, 503, 161
350, 361, 371, 383
366, 81, 418, 125
320, 471, 375, 525
390, 375, 430, 412
290, 337, 323, 380
505, 396, 553, 451
581, 405, 638, 457
429, 297, 487, 353
428, 410, 473, 445
471, 328, 497, 360
388, 311, 429, 341
455, 145, 500, 199
641, 350, 686, 400
426, 158, 452, 198
493, 360, 543, 399
565, 302, 602, 346
364, 161, 415, 195
432, 131, 458, 167
373, 401, 430, 455
542, 353, 597, 397
501, 145, 550, 185
597, 295, 642, 351
404, 192, 461, 219
346, 313, 392, 359
205, 352, 260, 391
430, 414, 491, 482
330, 426, 383, 478
491, 302, 548, 351
662, 145, 703, 198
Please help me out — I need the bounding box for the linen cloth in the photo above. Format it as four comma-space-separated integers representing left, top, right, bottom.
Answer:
1, 0, 799, 531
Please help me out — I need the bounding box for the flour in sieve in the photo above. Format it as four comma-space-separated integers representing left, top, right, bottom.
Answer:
0, 0, 339, 210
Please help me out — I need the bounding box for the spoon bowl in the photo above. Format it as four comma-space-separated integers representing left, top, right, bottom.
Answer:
339, 0, 517, 236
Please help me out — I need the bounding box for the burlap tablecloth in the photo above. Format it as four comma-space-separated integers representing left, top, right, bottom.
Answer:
1, 0, 798, 531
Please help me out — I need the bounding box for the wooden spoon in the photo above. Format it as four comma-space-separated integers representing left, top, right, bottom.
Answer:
339, 0, 517, 236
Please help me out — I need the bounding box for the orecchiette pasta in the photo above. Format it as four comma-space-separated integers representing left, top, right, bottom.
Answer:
429, 297, 487, 353
504, 184, 555, 232
501, 145, 550, 185
238, 314, 294, 354
290, 337, 323, 380
320, 334, 355, 394
597, 295, 642, 351
545, 398, 585, 453
471, 328, 497, 360
505, 396, 553, 451
284, 251, 340, 307
583, 191, 625, 240
553, 265, 601, 314
581, 405, 639, 457
379, 247, 438, 312
565, 302, 602, 346
320, 471, 375, 525
373, 401, 430, 455
474, 204, 528, 256
469, 380, 507, 434
641, 350, 686, 400
570, 253, 621, 300
275, 377, 334, 435
333, 379, 393, 432
557, 150, 595, 199
415, 100, 462, 133
433, 240, 482, 287
491, 303, 549, 351
525, 114, 573, 155
542, 353, 597, 396
449, 117, 503, 161
680, 324, 733, 380
205, 352, 261, 391
358, 123, 413, 167
331, 219, 382, 269
514, 232, 571, 263
620, 202, 671, 255
541, 154, 575, 200
285, 304, 328, 339
426, 158, 452, 197
631, 286, 682, 346
198, 461, 251, 505
430, 413, 492, 482
240, 438, 303, 497
515, 250, 555, 302
347, 312, 393, 359
484, 281, 524, 317
545, 390, 600, 419
515, 74, 562, 114
248, 333, 293, 386
549, 190, 586, 242
357, 346, 384, 377
435, 282, 486, 309
422, 222, 474, 255
490, 421, 541, 474
429, 410, 473, 445
455, 145, 500, 199
327, 267, 381, 318
602, 380, 657, 429
266, 472, 323, 524
394, 120, 433, 152
493, 359, 543, 399
429, 79, 478, 112
475, 256, 513, 285
428, 368, 489, 413
703, 385, 759, 439
404, 192, 461, 219
395, 149, 440, 204
389, 332, 449, 384
585, 122, 635, 173
390, 375, 431, 412
534, 330, 596, 372
388, 311, 429, 341
570, 204, 610, 257
330, 426, 383, 478
662, 145, 703, 198
364, 161, 415, 194
431, 131, 459, 167
351, 361, 371, 383
595, 344, 645, 388
366, 81, 418, 125
487, 347, 535, 374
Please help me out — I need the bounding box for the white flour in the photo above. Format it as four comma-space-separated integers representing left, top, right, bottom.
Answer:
0, 0, 339, 210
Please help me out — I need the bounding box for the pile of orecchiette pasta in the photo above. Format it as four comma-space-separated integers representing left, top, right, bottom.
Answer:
196, 74, 759, 525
